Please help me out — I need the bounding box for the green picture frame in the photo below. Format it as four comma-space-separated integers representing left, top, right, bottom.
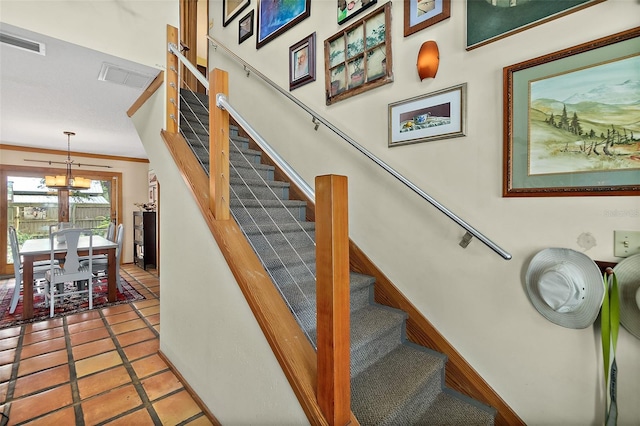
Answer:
503, 27, 640, 197
466, 0, 604, 50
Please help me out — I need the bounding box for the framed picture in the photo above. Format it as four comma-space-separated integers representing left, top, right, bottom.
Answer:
466, 0, 604, 50
389, 83, 467, 147
503, 28, 640, 197
325, 3, 392, 105
257, 0, 311, 49
338, 0, 377, 25
289, 33, 316, 91
404, 0, 450, 37
223, 0, 251, 27
239, 10, 254, 44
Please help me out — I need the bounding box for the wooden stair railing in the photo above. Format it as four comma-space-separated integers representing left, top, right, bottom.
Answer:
316, 175, 351, 425
164, 29, 357, 422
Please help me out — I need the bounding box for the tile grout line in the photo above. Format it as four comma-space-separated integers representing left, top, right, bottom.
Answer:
121, 268, 159, 299
97, 307, 163, 424
63, 315, 86, 425
121, 268, 160, 337
1, 326, 25, 420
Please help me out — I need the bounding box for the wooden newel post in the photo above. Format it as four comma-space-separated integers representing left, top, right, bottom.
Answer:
166, 25, 179, 134
209, 68, 230, 220
316, 174, 351, 426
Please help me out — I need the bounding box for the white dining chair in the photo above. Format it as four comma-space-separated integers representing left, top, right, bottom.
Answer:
45, 228, 93, 318
105, 222, 116, 242
81, 224, 124, 292
8, 226, 59, 314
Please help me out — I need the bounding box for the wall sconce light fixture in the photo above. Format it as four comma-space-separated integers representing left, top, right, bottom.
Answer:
417, 40, 439, 80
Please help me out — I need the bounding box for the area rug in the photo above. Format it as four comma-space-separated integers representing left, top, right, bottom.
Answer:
0, 276, 145, 329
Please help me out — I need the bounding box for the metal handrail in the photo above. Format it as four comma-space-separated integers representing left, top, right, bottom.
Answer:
216, 94, 315, 201
182, 36, 511, 260
168, 43, 209, 90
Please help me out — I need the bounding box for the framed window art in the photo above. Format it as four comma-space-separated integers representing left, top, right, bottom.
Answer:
325, 3, 392, 105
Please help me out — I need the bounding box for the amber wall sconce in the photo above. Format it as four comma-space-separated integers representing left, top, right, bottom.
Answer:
417, 40, 439, 80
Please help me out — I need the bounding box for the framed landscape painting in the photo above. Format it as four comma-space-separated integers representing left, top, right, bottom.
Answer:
503, 27, 640, 197
257, 0, 311, 48
466, 0, 604, 50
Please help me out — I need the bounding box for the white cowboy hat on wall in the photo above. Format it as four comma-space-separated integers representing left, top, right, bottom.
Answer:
614, 253, 640, 340
525, 248, 605, 329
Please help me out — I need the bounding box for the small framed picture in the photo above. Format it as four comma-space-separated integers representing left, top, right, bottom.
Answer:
388, 83, 467, 147
404, 0, 450, 37
223, 0, 251, 27
337, 0, 377, 25
239, 10, 254, 44
289, 33, 316, 91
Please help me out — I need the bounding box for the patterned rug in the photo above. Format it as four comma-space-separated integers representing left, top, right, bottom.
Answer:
0, 275, 145, 329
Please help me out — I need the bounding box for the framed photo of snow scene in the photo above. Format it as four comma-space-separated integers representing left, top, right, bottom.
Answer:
388, 83, 466, 147
503, 27, 640, 197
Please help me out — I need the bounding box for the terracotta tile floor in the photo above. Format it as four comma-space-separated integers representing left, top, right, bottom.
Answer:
0, 264, 218, 425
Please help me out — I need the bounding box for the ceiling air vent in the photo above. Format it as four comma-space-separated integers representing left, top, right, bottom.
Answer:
98, 63, 154, 89
0, 32, 45, 55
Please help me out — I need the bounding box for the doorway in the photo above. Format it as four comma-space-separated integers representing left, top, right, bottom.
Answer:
1, 165, 122, 276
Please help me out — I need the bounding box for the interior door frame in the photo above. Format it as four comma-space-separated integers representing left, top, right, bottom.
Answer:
1, 164, 123, 275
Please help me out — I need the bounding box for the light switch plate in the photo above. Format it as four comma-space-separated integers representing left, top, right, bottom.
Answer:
614, 230, 640, 257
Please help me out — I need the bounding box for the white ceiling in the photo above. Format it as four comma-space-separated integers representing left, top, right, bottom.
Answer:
0, 22, 161, 159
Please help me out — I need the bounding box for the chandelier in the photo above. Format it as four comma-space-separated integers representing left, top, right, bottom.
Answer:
45, 131, 92, 190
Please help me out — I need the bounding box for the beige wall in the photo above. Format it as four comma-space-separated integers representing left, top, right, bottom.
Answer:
208, 0, 640, 424
131, 90, 309, 424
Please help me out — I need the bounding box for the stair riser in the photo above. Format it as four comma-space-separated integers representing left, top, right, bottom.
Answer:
232, 205, 306, 222
229, 137, 251, 151
243, 229, 315, 247
351, 285, 371, 313
351, 321, 404, 378
231, 184, 288, 201
182, 132, 209, 151
231, 166, 274, 181
230, 151, 261, 165
180, 109, 208, 125
245, 228, 315, 250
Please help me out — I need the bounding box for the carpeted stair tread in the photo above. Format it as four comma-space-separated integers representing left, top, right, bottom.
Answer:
413, 389, 496, 426
351, 342, 446, 426
256, 244, 316, 270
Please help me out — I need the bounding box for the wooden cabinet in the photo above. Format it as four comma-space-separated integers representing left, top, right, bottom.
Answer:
133, 211, 156, 270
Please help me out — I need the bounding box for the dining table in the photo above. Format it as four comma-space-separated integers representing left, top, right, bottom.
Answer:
19, 235, 119, 319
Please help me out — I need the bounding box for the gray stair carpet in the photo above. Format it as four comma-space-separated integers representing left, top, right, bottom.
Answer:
179, 89, 496, 425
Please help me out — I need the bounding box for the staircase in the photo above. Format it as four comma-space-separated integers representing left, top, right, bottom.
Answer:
179, 89, 496, 425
